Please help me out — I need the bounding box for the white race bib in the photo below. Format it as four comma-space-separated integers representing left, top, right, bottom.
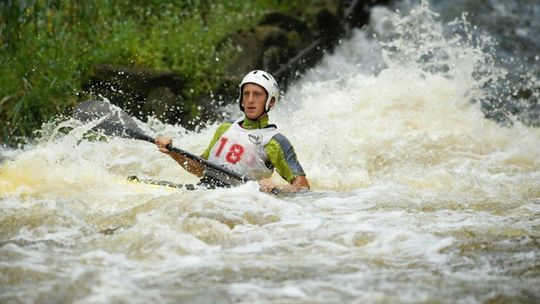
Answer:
208, 118, 278, 180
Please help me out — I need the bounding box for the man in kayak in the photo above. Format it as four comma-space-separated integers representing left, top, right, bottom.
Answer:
155, 70, 310, 193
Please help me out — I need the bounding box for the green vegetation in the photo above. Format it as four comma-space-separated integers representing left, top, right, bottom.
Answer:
0, 0, 305, 144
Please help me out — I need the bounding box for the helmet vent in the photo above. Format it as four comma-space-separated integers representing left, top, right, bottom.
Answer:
262, 74, 269, 80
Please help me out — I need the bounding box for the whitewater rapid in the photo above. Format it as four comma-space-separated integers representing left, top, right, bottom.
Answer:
1, 1, 539, 303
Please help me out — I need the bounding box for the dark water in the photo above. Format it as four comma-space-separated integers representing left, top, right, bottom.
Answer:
427, 0, 540, 125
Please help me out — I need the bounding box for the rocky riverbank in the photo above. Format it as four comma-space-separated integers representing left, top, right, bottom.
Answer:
84, 0, 391, 129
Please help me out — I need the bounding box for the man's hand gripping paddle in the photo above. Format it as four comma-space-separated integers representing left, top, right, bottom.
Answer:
73, 100, 249, 185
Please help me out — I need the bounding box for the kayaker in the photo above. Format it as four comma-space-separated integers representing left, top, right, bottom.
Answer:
155, 70, 310, 193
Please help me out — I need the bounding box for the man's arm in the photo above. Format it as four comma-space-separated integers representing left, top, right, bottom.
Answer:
261, 134, 310, 193
259, 175, 310, 193
291, 175, 310, 190
155, 137, 205, 177
155, 122, 233, 178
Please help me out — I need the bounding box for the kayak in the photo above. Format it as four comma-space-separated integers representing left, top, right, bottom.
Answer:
126, 176, 299, 197
126, 175, 198, 190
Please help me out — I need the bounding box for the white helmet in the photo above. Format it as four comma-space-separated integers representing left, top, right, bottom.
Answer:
238, 70, 279, 113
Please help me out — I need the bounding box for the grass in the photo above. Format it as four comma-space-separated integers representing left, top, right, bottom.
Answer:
0, 0, 304, 145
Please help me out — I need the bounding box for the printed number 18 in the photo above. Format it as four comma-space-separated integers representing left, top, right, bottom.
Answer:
215, 137, 244, 164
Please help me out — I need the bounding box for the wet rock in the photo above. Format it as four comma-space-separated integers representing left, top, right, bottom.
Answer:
221, 29, 260, 79
221, 1, 391, 90
260, 12, 314, 41
85, 64, 187, 125
340, 0, 394, 36
81, 1, 393, 129
220, 22, 305, 78
313, 7, 343, 39
220, 12, 321, 89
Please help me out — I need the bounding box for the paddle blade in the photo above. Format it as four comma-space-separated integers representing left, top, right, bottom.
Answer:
73, 100, 152, 142
74, 100, 247, 184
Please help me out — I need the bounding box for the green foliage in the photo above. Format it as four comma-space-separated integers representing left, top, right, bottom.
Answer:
0, 0, 296, 144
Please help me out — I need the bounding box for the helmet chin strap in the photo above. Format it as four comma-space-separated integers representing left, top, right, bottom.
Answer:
254, 108, 268, 120
243, 108, 267, 128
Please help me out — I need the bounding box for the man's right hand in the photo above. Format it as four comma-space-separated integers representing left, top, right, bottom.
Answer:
155, 137, 173, 155
154, 136, 205, 178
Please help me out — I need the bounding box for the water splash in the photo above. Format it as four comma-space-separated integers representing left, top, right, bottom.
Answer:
273, 0, 539, 194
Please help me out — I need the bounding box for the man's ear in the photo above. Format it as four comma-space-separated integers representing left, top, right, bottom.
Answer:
269, 97, 276, 109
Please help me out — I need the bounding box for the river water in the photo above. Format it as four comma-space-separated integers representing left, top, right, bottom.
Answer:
1, 1, 539, 303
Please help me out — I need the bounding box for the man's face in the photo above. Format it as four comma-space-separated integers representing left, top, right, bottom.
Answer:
242, 83, 268, 119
